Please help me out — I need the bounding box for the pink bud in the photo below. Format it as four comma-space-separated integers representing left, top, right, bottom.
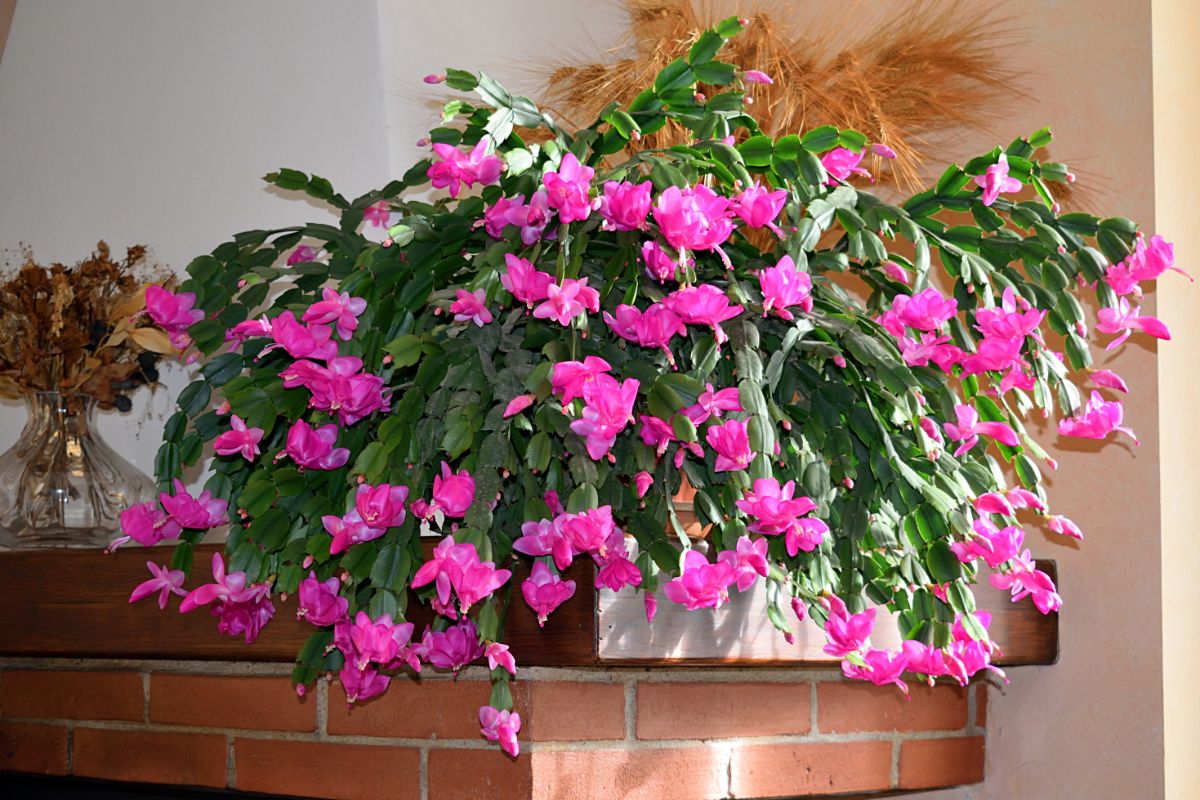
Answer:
422, 73, 446, 84
742, 70, 773, 85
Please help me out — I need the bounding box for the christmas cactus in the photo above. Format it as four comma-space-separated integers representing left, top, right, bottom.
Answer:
121, 18, 1181, 757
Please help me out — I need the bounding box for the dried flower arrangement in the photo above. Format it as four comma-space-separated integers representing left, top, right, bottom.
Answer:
0, 242, 172, 410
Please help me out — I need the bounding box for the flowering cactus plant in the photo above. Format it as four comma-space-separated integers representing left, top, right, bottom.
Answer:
120, 18, 1182, 757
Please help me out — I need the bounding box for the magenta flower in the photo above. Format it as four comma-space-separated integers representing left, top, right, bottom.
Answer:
880, 260, 910, 283
355, 483, 409, 529
450, 289, 494, 327
663, 549, 738, 610
732, 183, 787, 237
959, 335, 1025, 376
518, 189, 553, 244
213, 415, 264, 461
432, 461, 475, 517
180, 554, 275, 646
886, 288, 958, 332
483, 195, 522, 238
1006, 486, 1046, 511
842, 648, 910, 695
558, 506, 617, 556
128, 561, 187, 610
569, 374, 640, 460
599, 180, 652, 231
948, 612, 1006, 684
742, 69, 773, 84
455, 555, 512, 614
683, 383, 742, 425
339, 663, 390, 704
870, 143, 898, 159
663, 284, 744, 344
302, 287, 368, 340
950, 517, 1024, 569
282, 357, 389, 426
651, 184, 734, 257
1095, 297, 1171, 349
641, 241, 683, 283
634, 471, 654, 498
822, 594, 875, 658
735, 478, 827, 557
717, 535, 769, 592
973, 288, 1045, 340
821, 147, 870, 185
286, 245, 318, 265
551, 356, 612, 403
902, 639, 952, 682
363, 201, 391, 228
513, 518, 575, 571
595, 530, 643, 592
973, 153, 1022, 206
145, 285, 204, 349
991, 551, 1063, 614
485, 642, 517, 676
543, 152, 595, 223
427, 139, 503, 198
521, 561, 577, 626
758, 255, 813, 321
261, 311, 338, 362
415, 619, 485, 672
705, 418, 755, 472
973, 491, 1015, 517
503, 394, 535, 418
479, 706, 522, 758
322, 510, 385, 555
500, 253, 554, 307
533, 277, 599, 326
1126, 234, 1188, 283
942, 404, 1019, 457
225, 317, 272, 344
116, 501, 182, 548
1090, 369, 1129, 394
1047, 515, 1083, 540
1058, 390, 1138, 443
159, 478, 228, 530
422, 73, 445, 84
412, 535, 470, 613
296, 571, 348, 626
349, 611, 415, 669
644, 590, 658, 623
602, 303, 687, 366
284, 419, 350, 471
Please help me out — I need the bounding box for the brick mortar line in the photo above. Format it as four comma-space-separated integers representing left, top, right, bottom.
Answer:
966, 682, 978, 735
889, 733, 902, 788
226, 734, 236, 790
809, 680, 819, 734
623, 680, 636, 741
141, 672, 150, 723
419, 747, 429, 800
65, 724, 74, 776
316, 677, 329, 740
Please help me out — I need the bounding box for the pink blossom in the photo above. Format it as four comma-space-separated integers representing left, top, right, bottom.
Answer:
959, 336, 1025, 376
991, 550, 1063, 614
450, 289, 494, 327
339, 663, 390, 704
822, 594, 875, 658
503, 394, 535, 418
705, 418, 755, 472
1129, 235, 1185, 281
363, 201, 391, 228
483, 195, 523, 239
213, 415, 264, 461
116, 501, 182, 548
902, 639, 952, 681
880, 260, 910, 283
261, 311, 338, 361
942, 404, 1019, 457
870, 143, 898, 159
602, 303, 687, 365
302, 288, 368, 340
634, 471, 654, 498
887, 289, 958, 332
821, 147, 870, 185
225, 317, 272, 344
485, 642, 517, 675
543, 152, 595, 223
145, 285, 204, 349
973, 152, 1022, 206
897, 331, 952, 368
517, 189, 553, 244
349, 611, 415, 669
479, 706, 521, 758
717, 535, 769, 592
1096, 297, 1171, 349
758, 255, 813, 320
569, 374, 640, 460
842, 648, 910, 695
973, 491, 1015, 517
159, 478, 228, 530
735, 478, 827, 555
284, 419, 350, 470
683, 383, 742, 425
743, 69, 773, 84
282, 357, 389, 426
663, 549, 738, 610
128, 561, 186, 610
663, 284, 744, 344
639, 414, 679, 458
595, 531, 643, 592
559, 506, 618, 556
500, 253, 554, 307
415, 619, 486, 672
286, 245, 318, 265
1047, 515, 1083, 540
512, 518, 575, 571
948, 612, 1005, 683
732, 184, 787, 237
180, 553, 275, 644
950, 517, 1024, 569
641, 240, 681, 282
651, 184, 734, 255
355, 483, 410, 529
296, 571, 348, 626
521, 561, 577, 625
791, 597, 806, 621
1104, 260, 1141, 296
1090, 369, 1129, 393
422, 73, 445, 84
599, 180, 652, 231
1058, 391, 1138, 443
551, 356, 611, 404
974, 288, 1045, 340
427, 139, 503, 198
533, 277, 599, 326
322, 510, 385, 555
1006, 487, 1046, 511
432, 461, 476, 517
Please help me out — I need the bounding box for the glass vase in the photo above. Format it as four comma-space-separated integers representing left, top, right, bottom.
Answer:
0, 392, 156, 549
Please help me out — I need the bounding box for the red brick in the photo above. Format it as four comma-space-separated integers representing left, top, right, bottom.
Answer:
528, 682, 625, 741
0, 722, 68, 775
531, 746, 726, 800
817, 681, 967, 733
73, 728, 225, 788
976, 682, 988, 727
328, 678, 522, 739
731, 741, 893, 797
637, 681, 810, 740
0, 670, 143, 721
428, 748, 531, 800
898, 736, 985, 790
149, 674, 314, 732
234, 738, 419, 800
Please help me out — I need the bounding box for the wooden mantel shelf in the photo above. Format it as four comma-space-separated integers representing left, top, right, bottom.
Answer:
0, 545, 1057, 667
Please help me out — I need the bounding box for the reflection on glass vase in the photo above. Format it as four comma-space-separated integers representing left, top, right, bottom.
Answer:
0, 392, 155, 549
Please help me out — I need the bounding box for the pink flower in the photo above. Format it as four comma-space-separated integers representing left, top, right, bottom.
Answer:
450, 289, 493, 327
521, 561, 577, 625
533, 278, 599, 326
735, 478, 828, 555
479, 706, 521, 758
225, 317, 272, 344
322, 510, 385, 555
974, 288, 1045, 340
663, 549, 738, 610
991, 551, 1063, 614
432, 461, 476, 517
663, 284, 744, 344
551, 356, 611, 404
558, 506, 618, 557
821, 147, 870, 185
842, 648, 910, 695
128, 561, 186, 609
355, 483, 409, 529
518, 190, 553, 245
634, 471, 654, 498
602, 303, 686, 365
422, 73, 445, 84
1058, 391, 1138, 443
942, 404, 1019, 457
870, 143, 897, 159
959, 335, 1025, 376
513, 518, 575, 571
485, 642, 517, 675
758, 255, 813, 320
705, 418, 755, 472
339, 663, 390, 704
973, 152, 1022, 206
1096, 297, 1171, 350
886, 289, 958, 332
569, 374, 640, 460
644, 590, 658, 622
116, 501, 182, 548
732, 184, 787, 237
427, 139, 503, 198
902, 640, 952, 681
948, 612, 1005, 684
363, 201, 391, 228
822, 594, 875, 658
595, 531, 643, 592
415, 619, 486, 672
641, 240, 682, 283
286, 245, 318, 265
145, 285, 204, 349
180, 554, 275, 643
950, 517, 1024, 569
483, 195, 522, 238
1006, 487, 1046, 511
651, 184, 734, 255
717, 535, 769, 592
500, 253, 555, 307
297, 571, 348, 626
684, 383, 742, 425
743, 69, 773, 84
880, 260, 910, 283
302, 288, 368, 340
543, 152, 595, 223
284, 419, 350, 471
349, 611, 415, 669
1090, 369, 1129, 393
599, 180, 652, 231
1047, 515, 1083, 540
973, 491, 1015, 517
503, 394, 535, 418
213, 415, 264, 461
260, 311, 338, 361
1124, 234, 1188, 284
159, 478, 228, 530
